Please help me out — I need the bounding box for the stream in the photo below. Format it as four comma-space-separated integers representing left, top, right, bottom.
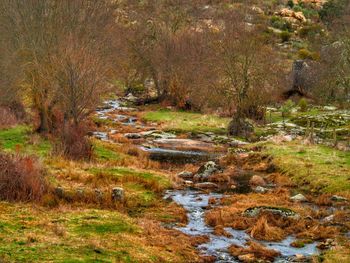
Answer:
93, 98, 320, 262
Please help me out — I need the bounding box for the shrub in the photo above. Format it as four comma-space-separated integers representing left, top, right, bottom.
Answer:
0, 153, 47, 201
280, 31, 292, 42
53, 123, 93, 160
298, 98, 308, 112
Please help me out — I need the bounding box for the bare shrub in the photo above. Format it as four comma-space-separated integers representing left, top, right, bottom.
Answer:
0, 153, 47, 201
53, 124, 93, 161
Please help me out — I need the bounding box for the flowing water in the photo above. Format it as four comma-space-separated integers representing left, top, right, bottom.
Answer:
165, 190, 319, 263
94, 99, 320, 262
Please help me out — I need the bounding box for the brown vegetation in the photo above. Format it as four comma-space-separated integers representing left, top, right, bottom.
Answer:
0, 153, 47, 201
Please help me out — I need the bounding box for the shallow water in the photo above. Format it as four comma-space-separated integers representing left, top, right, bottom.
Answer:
165, 190, 319, 262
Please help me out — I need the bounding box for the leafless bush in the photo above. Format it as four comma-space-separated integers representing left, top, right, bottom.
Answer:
0, 153, 47, 202
53, 124, 93, 161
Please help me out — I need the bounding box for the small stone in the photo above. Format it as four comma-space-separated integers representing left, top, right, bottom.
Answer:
254, 186, 268, 193
177, 171, 194, 180
290, 194, 308, 202
331, 195, 347, 202
112, 187, 124, 202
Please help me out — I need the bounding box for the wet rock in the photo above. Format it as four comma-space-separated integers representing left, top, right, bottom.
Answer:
194, 161, 221, 182
331, 195, 347, 202
177, 171, 194, 180
253, 186, 268, 194
112, 187, 124, 202
124, 133, 142, 139
194, 182, 218, 190
249, 175, 266, 186
290, 194, 308, 202
244, 206, 298, 218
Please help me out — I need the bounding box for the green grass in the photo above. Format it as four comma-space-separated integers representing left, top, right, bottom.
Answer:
264, 141, 350, 193
0, 125, 51, 157
93, 141, 122, 161
0, 206, 144, 262
142, 109, 230, 134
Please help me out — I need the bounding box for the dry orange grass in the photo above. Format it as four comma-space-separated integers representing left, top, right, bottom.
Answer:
248, 216, 285, 241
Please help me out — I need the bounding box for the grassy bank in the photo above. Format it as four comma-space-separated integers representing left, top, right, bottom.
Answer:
262, 141, 350, 194
142, 109, 230, 134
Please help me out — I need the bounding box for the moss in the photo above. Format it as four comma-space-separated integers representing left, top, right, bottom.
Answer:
142, 109, 230, 134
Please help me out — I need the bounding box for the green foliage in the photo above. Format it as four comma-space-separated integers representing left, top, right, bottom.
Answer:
298, 98, 308, 112
270, 16, 292, 32
280, 31, 292, 42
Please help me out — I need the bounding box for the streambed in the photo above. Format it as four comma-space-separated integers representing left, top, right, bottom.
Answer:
165, 190, 318, 262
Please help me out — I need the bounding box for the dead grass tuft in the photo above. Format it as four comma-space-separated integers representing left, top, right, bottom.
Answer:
248, 216, 285, 241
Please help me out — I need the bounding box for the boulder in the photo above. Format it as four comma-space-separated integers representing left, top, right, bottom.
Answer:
244, 206, 298, 218
194, 161, 221, 182
112, 187, 125, 202
290, 193, 308, 202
